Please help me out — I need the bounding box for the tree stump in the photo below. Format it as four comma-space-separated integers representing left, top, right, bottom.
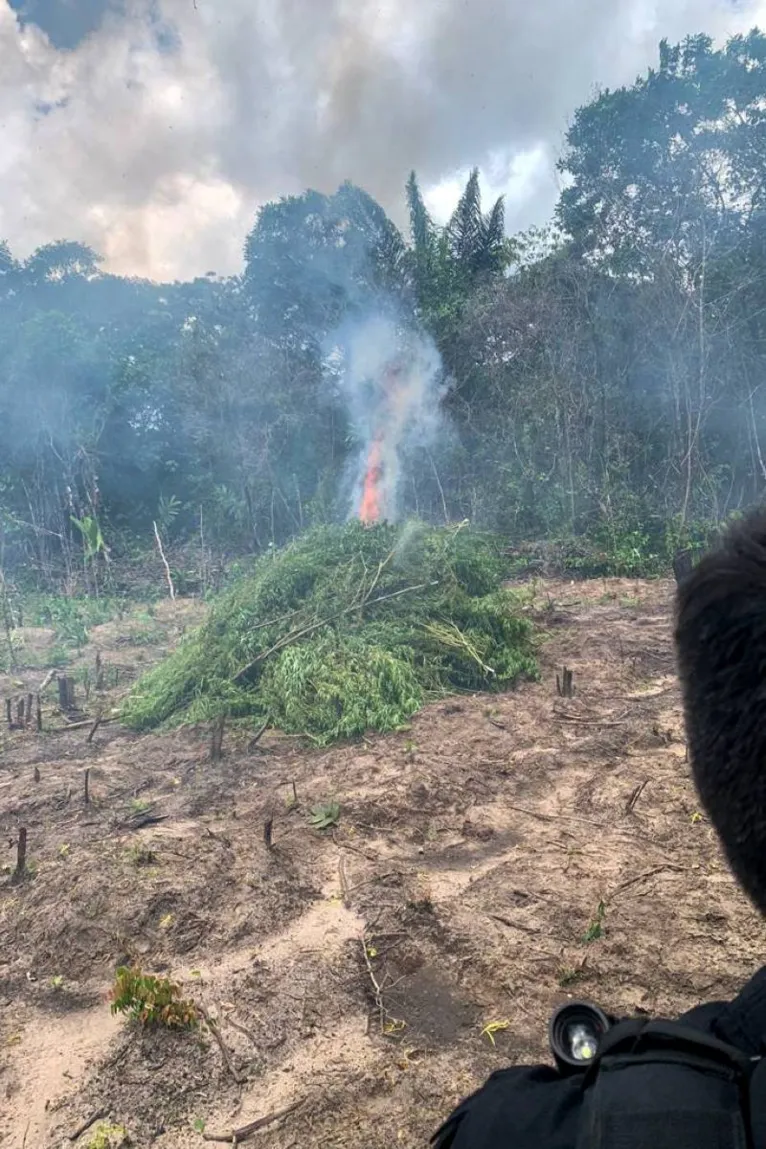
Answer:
57, 675, 76, 712
210, 714, 226, 762
556, 667, 574, 698
672, 549, 694, 586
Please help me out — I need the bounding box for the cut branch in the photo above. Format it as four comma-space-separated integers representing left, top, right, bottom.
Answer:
199, 1006, 246, 1086
201, 1101, 302, 1144
153, 520, 176, 601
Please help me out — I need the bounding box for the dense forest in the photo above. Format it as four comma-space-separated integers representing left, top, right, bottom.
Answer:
3, 30, 766, 593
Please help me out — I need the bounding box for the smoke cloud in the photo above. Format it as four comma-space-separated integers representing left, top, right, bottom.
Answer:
1, 0, 764, 279
329, 316, 446, 523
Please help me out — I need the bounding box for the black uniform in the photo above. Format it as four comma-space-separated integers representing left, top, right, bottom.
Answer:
432, 966, 766, 1148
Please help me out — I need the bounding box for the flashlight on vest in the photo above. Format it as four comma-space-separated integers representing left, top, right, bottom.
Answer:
548, 1001, 612, 1073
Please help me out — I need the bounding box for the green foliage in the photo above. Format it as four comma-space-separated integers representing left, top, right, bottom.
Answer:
122, 522, 537, 744
71, 514, 106, 559
109, 966, 198, 1029
85, 1123, 130, 1149
23, 593, 121, 648
5, 36, 766, 592
582, 900, 606, 944
309, 800, 341, 830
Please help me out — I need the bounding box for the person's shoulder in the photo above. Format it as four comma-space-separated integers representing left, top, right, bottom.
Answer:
432, 1063, 580, 1149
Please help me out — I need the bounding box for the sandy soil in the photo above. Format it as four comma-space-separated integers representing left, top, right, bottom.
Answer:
1, 577, 764, 1148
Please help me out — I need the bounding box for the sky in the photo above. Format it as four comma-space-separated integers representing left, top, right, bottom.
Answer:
1, 0, 764, 282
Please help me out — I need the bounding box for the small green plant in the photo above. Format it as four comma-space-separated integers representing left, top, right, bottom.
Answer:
582, 899, 606, 944
192, 1118, 206, 1134
127, 843, 156, 867
157, 493, 182, 537
309, 800, 340, 830
109, 966, 198, 1029
130, 798, 150, 815
481, 1018, 511, 1046
558, 966, 584, 988
50, 974, 64, 990
86, 1123, 130, 1149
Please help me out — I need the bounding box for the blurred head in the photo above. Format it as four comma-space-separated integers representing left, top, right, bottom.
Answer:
675, 509, 766, 914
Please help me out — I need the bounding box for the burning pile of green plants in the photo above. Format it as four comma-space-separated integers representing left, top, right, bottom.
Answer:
122, 520, 537, 745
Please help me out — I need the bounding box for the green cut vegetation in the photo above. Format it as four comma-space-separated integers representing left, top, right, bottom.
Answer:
121, 520, 537, 745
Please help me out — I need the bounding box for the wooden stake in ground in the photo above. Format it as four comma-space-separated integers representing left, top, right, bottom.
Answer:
25, 692, 33, 728
86, 715, 102, 744
556, 667, 574, 698
673, 549, 694, 586
84, 768, 90, 806
153, 520, 176, 601
263, 814, 274, 851
57, 675, 76, 712
13, 827, 27, 880
5, 698, 11, 729
36, 694, 42, 732
209, 714, 225, 762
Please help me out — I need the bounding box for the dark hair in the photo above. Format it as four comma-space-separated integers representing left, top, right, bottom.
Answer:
675, 509, 766, 913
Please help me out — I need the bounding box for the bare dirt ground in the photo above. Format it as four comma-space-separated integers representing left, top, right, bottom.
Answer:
1, 577, 764, 1148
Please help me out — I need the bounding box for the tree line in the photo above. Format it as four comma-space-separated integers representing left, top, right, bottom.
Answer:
3, 29, 766, 590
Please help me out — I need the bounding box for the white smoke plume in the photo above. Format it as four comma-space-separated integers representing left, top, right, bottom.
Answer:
329, 315, 446, 523
1, 0, 765, 279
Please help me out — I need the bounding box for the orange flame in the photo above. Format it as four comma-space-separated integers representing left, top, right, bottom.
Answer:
359, 438, 384, 524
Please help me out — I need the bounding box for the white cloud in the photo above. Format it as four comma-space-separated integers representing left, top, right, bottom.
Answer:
0, 0, 764, 280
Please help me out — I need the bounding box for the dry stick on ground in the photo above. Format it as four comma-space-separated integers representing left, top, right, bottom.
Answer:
248, 717, 269, 750
202, 1101, 303, 1144
199, 1006, 246, 1085
152, 520, 176, 601
59, 716, 118, 732
83, 768, 90, 806
360, 935, 387, 1032
609, 864, 684, 900
68, 1108, 109, 1142
626, 779, 649, 813
38, 668, 57, 693
339, 854, 351, 906
86, 715, 102, 743
552, 708, 627, 727
263, 814, 274, 850
232, 581, 437, 684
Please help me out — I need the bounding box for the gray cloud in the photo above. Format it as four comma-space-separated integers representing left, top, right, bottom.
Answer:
0, 0, 761, 280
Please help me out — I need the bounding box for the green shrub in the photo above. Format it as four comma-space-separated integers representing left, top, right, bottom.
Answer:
109, 967, 198, 1029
